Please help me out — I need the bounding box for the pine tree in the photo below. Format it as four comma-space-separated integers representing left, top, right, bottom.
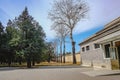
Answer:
0, 22, 4, 47
17, 7, 46, 68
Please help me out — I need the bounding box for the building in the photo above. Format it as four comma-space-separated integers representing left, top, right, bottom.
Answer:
79, 17, 120, 70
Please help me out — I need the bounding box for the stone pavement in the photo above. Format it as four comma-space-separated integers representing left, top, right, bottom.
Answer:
82, 69, 120, 77
0, 66, 120, 80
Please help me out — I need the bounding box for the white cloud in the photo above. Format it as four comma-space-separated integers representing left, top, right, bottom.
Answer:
0, 0, 120, 41
74, 0, 120, 34
29, 0, 57, 41
42, 0, 120, 39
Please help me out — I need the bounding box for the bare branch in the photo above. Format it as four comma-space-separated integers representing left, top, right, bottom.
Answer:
48, 0, 89, 64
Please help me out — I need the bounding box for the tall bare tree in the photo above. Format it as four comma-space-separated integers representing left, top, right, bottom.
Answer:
52, 39, 59, 62
49, 0, 89, 64
54, 24, 69, 63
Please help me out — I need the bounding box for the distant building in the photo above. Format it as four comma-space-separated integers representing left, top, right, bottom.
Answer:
79, 17, 120, 70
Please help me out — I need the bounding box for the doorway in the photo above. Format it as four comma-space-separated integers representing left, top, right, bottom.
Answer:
111, 41, 120, 70
115, 41, 120, 65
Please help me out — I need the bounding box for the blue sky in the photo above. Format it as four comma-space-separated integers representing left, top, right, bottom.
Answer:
0, 0, 120, 53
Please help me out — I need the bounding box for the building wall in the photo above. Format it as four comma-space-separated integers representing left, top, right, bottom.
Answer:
80, 29, 120, 70
80, 42, 106, 68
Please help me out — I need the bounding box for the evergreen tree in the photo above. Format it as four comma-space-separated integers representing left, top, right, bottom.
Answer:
5, 19, 16, 66
17, 7, 46, 68
0, 7, 46, 68
0, 22, 4, 64
0, 22, 4, 47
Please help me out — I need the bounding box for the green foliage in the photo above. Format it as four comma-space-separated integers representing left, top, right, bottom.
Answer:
44, 42, 56, 63
0, 7, 46, 68
0, 22, 4, 47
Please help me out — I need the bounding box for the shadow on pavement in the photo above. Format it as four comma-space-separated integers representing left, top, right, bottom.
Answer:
100, 73, 120, 76
0, 66, 92, 71
0, 67, 20, 71
39, 66, 91, 69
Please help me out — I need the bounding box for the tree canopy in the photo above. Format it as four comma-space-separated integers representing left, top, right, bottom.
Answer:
0, 7, 47, 68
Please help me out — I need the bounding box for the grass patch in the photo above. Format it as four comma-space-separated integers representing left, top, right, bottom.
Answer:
0, 63, 27, 67
36, 62, 81, 66
0, 62, 81, 68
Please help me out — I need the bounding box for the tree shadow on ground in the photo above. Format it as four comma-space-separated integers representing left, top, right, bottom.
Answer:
0, 67, 20, 71
39, 66, 91, 69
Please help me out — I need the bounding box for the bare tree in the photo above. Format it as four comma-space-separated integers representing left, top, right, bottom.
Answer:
52, 39, 59, 62
54, 24, 69, 63
49, 0, 89, 64
46, 42, 54, 63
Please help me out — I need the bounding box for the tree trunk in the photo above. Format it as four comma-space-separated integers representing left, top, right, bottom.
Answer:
72, 41, 76, 64
56, 45, 59, 62
32, 57, 35, 66
48, 52, 51, 63
70, 30, 76, 64
18, 57, 22, 65
19, 60, 22, 65
63, 38, 66, 63
27, 58, 31, 68
8, 60, 11, 67
8, 53, 12, 67
60, 39, 62, 63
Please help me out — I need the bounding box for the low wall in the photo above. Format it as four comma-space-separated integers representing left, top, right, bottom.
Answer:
58, 53, 81, 63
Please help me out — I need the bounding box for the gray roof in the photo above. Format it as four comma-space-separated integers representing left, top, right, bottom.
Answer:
79, 17, 120, 45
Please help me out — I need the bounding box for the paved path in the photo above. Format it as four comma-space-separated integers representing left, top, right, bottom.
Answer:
0, 66, 120, 80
